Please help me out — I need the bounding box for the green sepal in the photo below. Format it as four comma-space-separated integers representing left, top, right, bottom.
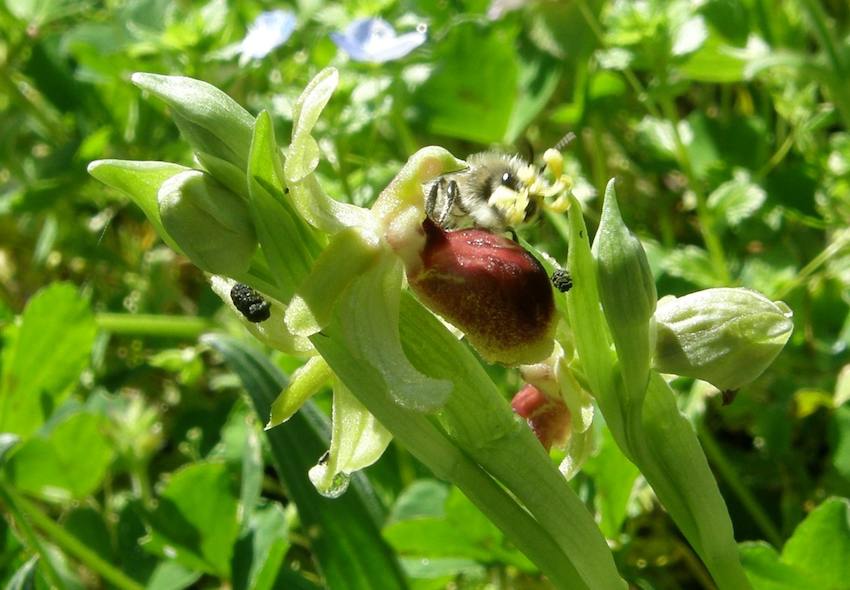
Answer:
248, 111, 325, 301
158, 170, 257, 276
194, 151, 249, 199
337, 251, 452, 413
285, 227, 382, 337
132, 73, 254, 172
87, 159, 189, 254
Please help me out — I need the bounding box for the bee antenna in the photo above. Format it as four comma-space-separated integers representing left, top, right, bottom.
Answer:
539, 132, 576, 173
553, 131, 576, 152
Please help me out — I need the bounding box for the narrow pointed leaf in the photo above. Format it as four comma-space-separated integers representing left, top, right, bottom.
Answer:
204, 335, 408, 590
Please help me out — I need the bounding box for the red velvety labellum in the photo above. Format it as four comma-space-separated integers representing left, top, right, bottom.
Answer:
511, 384, 571, 451
408, 220, 555, 365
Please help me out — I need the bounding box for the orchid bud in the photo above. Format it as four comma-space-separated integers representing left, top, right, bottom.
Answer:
406, 220, 555, 366
592, 180, 656, 399
132, 73, 254, 173
158, 170, 256, 276
511, 384, 571, 451
654, 288, 793, 391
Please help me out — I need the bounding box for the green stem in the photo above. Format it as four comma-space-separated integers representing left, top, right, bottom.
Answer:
311, 329, 591, 589
96, 313, 213, 338
799, 0, 846, 77
1, 483, 144, 590
773, 232, 850, 300
698, 423, 784, 548
0, 481, 65, 590
575, 0, 729, 283
658, 97, 730, 284
798, 0, 850, 129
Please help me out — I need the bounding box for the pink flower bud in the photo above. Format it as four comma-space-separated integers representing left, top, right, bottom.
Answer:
511, 384, 571, 451
407, 220, 556, 365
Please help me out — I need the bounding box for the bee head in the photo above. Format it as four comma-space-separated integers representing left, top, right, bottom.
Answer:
487, 150, 571, 226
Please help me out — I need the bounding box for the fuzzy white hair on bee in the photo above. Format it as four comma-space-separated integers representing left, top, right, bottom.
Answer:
423, 144, 572, 234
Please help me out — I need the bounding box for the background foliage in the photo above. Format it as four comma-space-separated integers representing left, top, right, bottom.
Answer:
2, 0, 850, 588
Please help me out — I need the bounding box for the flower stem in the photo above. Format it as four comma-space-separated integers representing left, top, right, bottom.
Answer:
96, 313, 212, 338
697, 423, 783, 548
311, 328, 591, 589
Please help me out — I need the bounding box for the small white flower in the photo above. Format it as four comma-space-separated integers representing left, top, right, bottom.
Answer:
331, 18, 426, 63
239, 10, 296, 66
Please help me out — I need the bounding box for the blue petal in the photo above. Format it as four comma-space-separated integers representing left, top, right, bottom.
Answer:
239, 10, 297, 63
331, 17, 426, 63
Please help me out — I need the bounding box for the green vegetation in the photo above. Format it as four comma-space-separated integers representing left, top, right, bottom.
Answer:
2, 1, 850, 588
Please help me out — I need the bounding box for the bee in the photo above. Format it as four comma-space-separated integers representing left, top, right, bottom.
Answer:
424, 139, 574, 234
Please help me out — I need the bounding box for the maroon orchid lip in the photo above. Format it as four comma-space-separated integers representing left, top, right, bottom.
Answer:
511, 384, 571, 451
406, 219, 556, 366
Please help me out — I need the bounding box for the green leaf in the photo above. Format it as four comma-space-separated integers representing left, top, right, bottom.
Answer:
144, 461, 240, 578
204, 335, 409, 590
384, 487, 535, 572
87, 160, 189, 254
740, 542, 816, 590
741, 498, 850, 590
388, 480, 449, 523
5, 556, 38, 590
660, 245, 719, 288
679, 39, 748, 82
238, 417, 263, 533
0, 283, 97, 437
416, 27, 518, 143
145, 562, 201, 590
4, 412, 114, 502
504, 51, 562, 143
62, 506, 114, 564
830, 405, 850, 481
781, 497, 850, 589
232, 503, 289, 590
707, 170, 767, 227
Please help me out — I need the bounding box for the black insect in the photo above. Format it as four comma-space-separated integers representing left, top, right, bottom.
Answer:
230, 283, 271, 323
551, 269, 573, 293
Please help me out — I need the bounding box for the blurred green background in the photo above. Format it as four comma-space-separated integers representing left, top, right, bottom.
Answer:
2, 0, 850, 588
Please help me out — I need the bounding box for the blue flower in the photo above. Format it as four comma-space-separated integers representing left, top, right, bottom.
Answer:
331, 18, 426, 63
239, 10, 297, 65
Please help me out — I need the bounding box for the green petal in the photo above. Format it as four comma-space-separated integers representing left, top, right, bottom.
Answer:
268, 356, 333, 428
309, 381, 393, 497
